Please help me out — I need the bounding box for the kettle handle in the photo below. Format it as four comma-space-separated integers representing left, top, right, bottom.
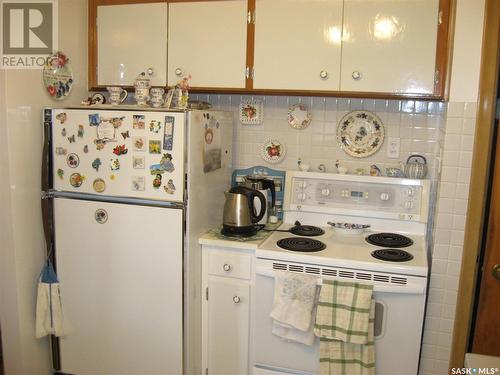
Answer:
407, 154, 427, 165
248, 190, 266, 224
262, 179, 276, 207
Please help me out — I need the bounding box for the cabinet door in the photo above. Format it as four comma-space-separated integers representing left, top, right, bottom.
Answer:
168, 1, 248, 88
97, 3, 167, 86
253, 0, 343, 91
340, 0, 439, 94
207, 277, 250, 375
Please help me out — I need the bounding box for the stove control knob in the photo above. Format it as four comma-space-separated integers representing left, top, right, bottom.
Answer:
298, 181, 308, 189
404, 201, 414, 209
297, 193, 307, 201
321, 188, 331, 197
407, 188, 415, 197
380, 192, 390, 201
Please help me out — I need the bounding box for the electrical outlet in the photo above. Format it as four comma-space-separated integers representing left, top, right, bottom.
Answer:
387, 137, 400, 158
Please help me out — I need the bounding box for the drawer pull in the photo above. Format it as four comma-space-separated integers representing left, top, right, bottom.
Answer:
223, 263, 232, 272
352, 71, 362, 80
319, 70, 328, 80
233, 296, 241, 304
175, 68, 183, 76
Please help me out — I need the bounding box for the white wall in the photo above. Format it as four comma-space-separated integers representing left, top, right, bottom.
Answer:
0, 1, 88, 374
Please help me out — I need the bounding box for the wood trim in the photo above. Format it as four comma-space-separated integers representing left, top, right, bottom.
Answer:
434, 0, 454, 100
88, 0, 98, 90
449, 0, 500, 369
245, 0, 255, 89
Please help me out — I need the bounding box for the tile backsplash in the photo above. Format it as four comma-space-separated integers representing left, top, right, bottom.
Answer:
193, 94, 446, 180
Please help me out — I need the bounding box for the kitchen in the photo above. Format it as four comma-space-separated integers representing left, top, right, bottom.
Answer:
0, 1, 497, 375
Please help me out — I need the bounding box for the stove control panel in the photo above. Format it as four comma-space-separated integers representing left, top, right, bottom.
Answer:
286, 172, 430, 222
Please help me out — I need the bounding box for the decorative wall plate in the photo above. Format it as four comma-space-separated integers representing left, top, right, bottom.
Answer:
337, 110, 385, 158
288, 103, 312, 129
239, 100, 263, 125
43, 52, 73, 100
261, 139, 286, 164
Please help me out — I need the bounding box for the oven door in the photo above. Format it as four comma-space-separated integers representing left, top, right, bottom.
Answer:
252, 258, 427, 375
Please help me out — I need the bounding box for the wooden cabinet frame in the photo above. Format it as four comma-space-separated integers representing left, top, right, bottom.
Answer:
88, 0, 454, 100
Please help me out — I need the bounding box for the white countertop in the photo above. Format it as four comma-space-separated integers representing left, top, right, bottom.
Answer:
199, 223, 281, 250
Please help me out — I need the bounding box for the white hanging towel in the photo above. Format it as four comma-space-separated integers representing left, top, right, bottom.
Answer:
270, 271, 319, 346
36, 259, 64, 338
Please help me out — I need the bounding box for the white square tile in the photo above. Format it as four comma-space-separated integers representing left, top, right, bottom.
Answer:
446, 260, 461, 276
462, 118, 476, 135
447, 102, 465, 118
445, 118, 462, 134
444, 134, 462, 151
450, 230, 465, 246
439, 182, 456, 199
453, 199, 468, 215
457, 168, 472, 183
432, 258, 448, 274
452, 214, 466, 230
464, 102, 478, 119
461, 135, 474, 151
448, 246, 464, 262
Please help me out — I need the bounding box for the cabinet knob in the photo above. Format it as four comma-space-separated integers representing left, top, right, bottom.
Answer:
223, 263, 232, 272
352, 71, 362, 80
319, 70, 328, 80
175, 68, 183, 77
147, 67, 154, 76
492, 264, 500, 281
233, 296, 241, 304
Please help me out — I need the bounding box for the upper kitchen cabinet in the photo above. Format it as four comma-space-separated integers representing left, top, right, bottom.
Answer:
340, 0, 440, 95
90, 1, 168, 88
167, 1, 248, 88
253, 0, 344, 91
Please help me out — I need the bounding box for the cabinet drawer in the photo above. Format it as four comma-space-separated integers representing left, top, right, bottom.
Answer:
208, 251, 252, 280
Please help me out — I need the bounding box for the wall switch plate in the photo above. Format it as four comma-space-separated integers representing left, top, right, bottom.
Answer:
387, 137, 400, 158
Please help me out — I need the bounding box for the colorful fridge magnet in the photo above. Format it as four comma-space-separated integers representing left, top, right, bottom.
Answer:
94, 139, 105, 151
61, 128, 66, 136
164, 179, 176, 194
56, 112, 67, 124
121, 130, 130, 139
150, 163, 164, 175
133, 115, 146, 129
163, 116, 175, 151
149, 120, 161, 133
112, 144, 128, 156
239, 100, 264, 125
66, 153, 80, 168
160, 153, 175, 172
110, 158, 120, 171
89, 113, 100, 126
94, 209, 108, 224
83, 145, 89, 154
57, 169, 64, 180
55, 147, 67, 156
96, 119, 116, 143
67, 135, 75, 143
110, 174, 117, 181
69, 173, 84, 188
92, 158, 102, 172
152, 174, 162, 189
149, 140, 161, 154
43, 52, 73, 100
132, 155, 145, 169
78, 125, 84, 138
131, 176, 146, 191
110, 116, 125, 128
93, 178, 106, 193
132, 137, 146, 152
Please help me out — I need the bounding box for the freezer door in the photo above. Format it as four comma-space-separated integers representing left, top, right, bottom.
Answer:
54, 198, 183, 375
51, 109, 185, 202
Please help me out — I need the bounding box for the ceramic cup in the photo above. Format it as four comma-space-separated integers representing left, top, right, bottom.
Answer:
107, 87, 128, 105
150, 88, 166, 108
134, 88, 150, 106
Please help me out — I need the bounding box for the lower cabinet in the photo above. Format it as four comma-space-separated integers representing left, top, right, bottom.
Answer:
202, 246, 254, 375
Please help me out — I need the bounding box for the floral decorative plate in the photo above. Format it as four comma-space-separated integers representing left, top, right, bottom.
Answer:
337, 110, 385, 158
43, 52, 73, 100
288, 103, 312, 129
261, 139, 286, 164
239, 100, 263, 125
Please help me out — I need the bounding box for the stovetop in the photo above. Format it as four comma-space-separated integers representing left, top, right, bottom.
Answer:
257, 223, 428, 277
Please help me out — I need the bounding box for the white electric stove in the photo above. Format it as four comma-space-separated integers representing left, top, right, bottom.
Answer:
252, 171, 432, 375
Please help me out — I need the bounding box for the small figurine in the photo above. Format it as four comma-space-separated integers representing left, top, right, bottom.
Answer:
355, 168, 365, 176
318, 164, 326, 173
370, 164, 382, 176
335, 160, 348, 174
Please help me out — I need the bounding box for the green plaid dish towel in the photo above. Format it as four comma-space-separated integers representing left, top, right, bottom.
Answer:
314, 280, 375, 375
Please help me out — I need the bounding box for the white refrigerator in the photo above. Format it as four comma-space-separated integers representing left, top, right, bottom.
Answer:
43, 107, 233, 375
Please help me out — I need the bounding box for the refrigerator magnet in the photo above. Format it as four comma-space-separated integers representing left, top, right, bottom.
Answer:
69, 173, 84, 188
57, 169, 64, 180
92, 158, 102, 172
149, 120, 161, 133
61, 128, 66, 136
121, 130, 130, 139
94, 209, 108, 224
110, 174, 116, 181
96, 119, 116, 143
56, 112, 67, 124
152, 174, 162, 189
83, 145, 89, 154
56, 147, 67, 156
94, 139, 105, 151
131, 176, 145, 191
67, 135, 75, 143
78, 125, 84, 138
93, 178, 106, 193
163, 116, 175, 151
149, 163, 164, 175
133, 115, 146, 130
66, 153, 79, 168
132, 156, 145, 169
110, 158, 120, 171
88, 113, 100, 127
132, 137, 146, 152
112, 144, 128, 156
149, 140, 161, 154
160, 153, 175, 173
164, 179, 175, 194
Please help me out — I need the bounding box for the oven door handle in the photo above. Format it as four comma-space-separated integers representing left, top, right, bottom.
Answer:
256, 269, 426, 295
